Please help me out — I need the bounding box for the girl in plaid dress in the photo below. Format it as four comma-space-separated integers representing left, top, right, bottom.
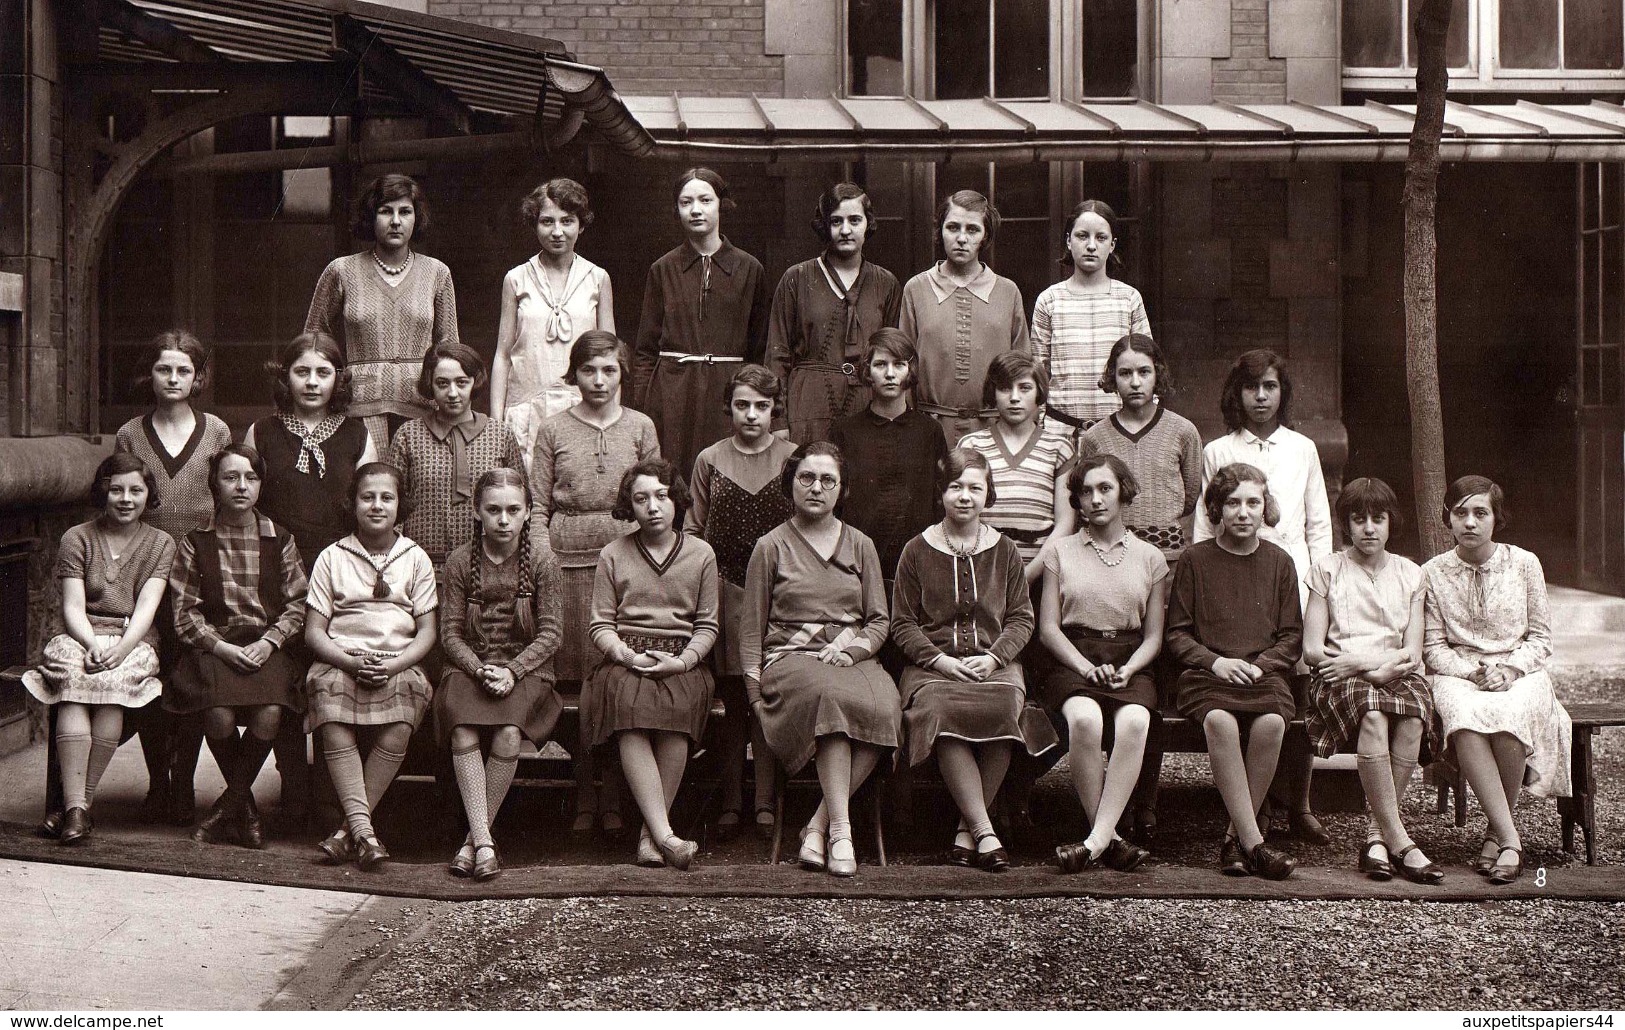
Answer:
304, 462, 438, 870
1303, 477, 1441, 884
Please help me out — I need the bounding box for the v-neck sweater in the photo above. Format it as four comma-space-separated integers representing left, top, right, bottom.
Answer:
588, 530, 720, 659
115, 412, 233, 542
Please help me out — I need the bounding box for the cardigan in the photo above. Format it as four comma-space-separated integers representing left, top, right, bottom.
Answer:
890, 528, 1033, 669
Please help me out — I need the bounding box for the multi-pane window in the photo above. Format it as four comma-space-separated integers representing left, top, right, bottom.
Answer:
845, 0, 1138, 99
1344, 0, 1624, 81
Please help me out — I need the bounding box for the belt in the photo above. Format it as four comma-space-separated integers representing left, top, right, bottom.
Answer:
1044, 405, 1090, 430
554, 506, 615, 517
795, 359, 860, 378
658, 351, 745, 364
917, 402, 997, 421
1064, 626, 1143, 641
999, 526, 1052, 545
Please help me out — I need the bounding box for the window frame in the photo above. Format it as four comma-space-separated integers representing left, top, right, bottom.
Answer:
1343, 0, 1625, 91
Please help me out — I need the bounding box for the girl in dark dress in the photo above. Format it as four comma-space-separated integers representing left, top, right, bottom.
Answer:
169, 445, 308, 850
1166, 463, 1301, 880
436, 468, 564, 881
246, 332, 376, 831
891, 449, 1051, 872
634, 167, 770, 477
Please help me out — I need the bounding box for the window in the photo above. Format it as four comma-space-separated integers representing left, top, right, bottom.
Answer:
1344, 0, 1624, 87
845, 0, 1138, 99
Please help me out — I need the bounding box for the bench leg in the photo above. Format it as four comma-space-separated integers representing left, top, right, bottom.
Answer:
769, 764, 787, 866
1453, 763, 1468, 827
871, 776, 887, 868
1576, 728, 1597, 866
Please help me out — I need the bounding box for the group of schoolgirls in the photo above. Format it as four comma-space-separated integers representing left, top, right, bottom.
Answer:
23, 167, 1569, 887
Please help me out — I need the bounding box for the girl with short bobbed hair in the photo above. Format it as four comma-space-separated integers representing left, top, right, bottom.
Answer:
168, 444, 309, 851
1168, 462, 1302, 880
388, 344, 525, 576
892, 448, 1052, 872
584, 458, 720, 870
742, 441, 901, 877
902, 190, 1030, 446
307, 172, 460, 454
765, 181, 902, 444
26, 453, 177, 845
1303, 476, 1441, 883
689, 364, 799, 838
533, 330, 658, 836
492, 177, 616, 472
635, 166, 771, 479
1422, 475, 1571, 885
1042, 453, 1167, 874
1032, 199, 1153, 440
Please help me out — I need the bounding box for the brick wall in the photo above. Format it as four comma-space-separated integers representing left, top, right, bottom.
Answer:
427, 0, 785, 96
1211, 0, 1286, 102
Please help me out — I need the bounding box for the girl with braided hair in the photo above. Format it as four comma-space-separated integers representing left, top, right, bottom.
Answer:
433, 468, 564, 880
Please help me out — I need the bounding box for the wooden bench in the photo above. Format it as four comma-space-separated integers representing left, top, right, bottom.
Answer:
1433, 700, 1625, 865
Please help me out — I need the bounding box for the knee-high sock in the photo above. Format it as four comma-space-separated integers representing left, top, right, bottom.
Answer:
324, 742, 373, 840
58, 732, 92, 811
484, 752, 519, 830
451, 745, 493, 848
1358, 750, 1406, 849
362, 745, 408, 811
85, 736, 120, 809
1391, 753, 1419, 801
229, 731, 278, 804
206, 731, 242, 790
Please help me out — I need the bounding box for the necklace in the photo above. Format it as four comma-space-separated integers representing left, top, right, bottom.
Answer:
1084, 531, 1126, 567
373, 249, 412, 276
944, 524, 983, 559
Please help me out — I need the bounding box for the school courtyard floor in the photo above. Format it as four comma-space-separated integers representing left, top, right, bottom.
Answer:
1, 586, 1622, 1009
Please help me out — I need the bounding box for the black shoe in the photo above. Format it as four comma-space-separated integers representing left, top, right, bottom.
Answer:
1290, 810, 1332, 846
1103, 837, 1151, 873
169, 785, 197, 827
192, 796, 237, 845
1487, 846, 1524, 885
37, 810, 64, 839
1244, 841, 1297, 880
354, 834, 390, 871
974, 832, 1010, 873
1358, 840, 1393, 881
1219, 838, 1248, 876
239, 796, 266, 850
1055, 840, 1104, 874
947, 844, 975, 867
1472, 837, 1500, 876
316, 828, 353, 865
1130, 806, 1157, 846
137, 788, 169, 825
59, 807, 92, 845
1392, 844, 1445, 885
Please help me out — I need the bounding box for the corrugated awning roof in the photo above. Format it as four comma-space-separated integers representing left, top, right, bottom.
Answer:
623, 95, 1625, 162
94, 0, 654, 154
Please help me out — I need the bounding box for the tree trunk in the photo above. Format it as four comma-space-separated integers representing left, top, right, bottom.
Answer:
1403, 0, 1455, 559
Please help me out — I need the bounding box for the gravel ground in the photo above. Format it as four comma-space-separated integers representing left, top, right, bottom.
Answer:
352, 895, 1625, 1009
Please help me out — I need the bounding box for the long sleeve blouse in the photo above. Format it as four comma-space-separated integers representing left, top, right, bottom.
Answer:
739, 520, 890, 702
890, 529, 1033, 669
588, 532, 720, 669
633, 239, 770, 402
1421, 543, 1552, 679
439, 541, 564, 681
1165, 539, 1303, 676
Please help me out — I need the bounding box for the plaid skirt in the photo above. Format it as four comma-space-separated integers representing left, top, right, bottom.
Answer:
1305, 669, 1437, 760
22, 633, 162, 708
305, 658, 432, 731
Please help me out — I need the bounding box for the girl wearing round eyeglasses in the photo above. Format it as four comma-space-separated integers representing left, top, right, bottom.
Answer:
740, 441, 900, 877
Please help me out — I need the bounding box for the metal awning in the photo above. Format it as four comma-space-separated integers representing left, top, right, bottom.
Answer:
622, 95, 1625, 163
91, 0, 654, 154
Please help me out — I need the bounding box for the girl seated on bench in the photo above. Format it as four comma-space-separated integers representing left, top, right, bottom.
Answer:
1167, 462, 1301, 880
1040, 454, 1167, 874
584, 458, 721, 870
24, 453, 176, 845
436, 467, 564, 881
169, 445, 308, 850
891, 448, 1051, 873
1422, 475, 1571, 885
1303, 476, 1441, 884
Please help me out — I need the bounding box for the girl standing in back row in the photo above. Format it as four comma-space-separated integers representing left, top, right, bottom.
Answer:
635, 167, 770, 478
